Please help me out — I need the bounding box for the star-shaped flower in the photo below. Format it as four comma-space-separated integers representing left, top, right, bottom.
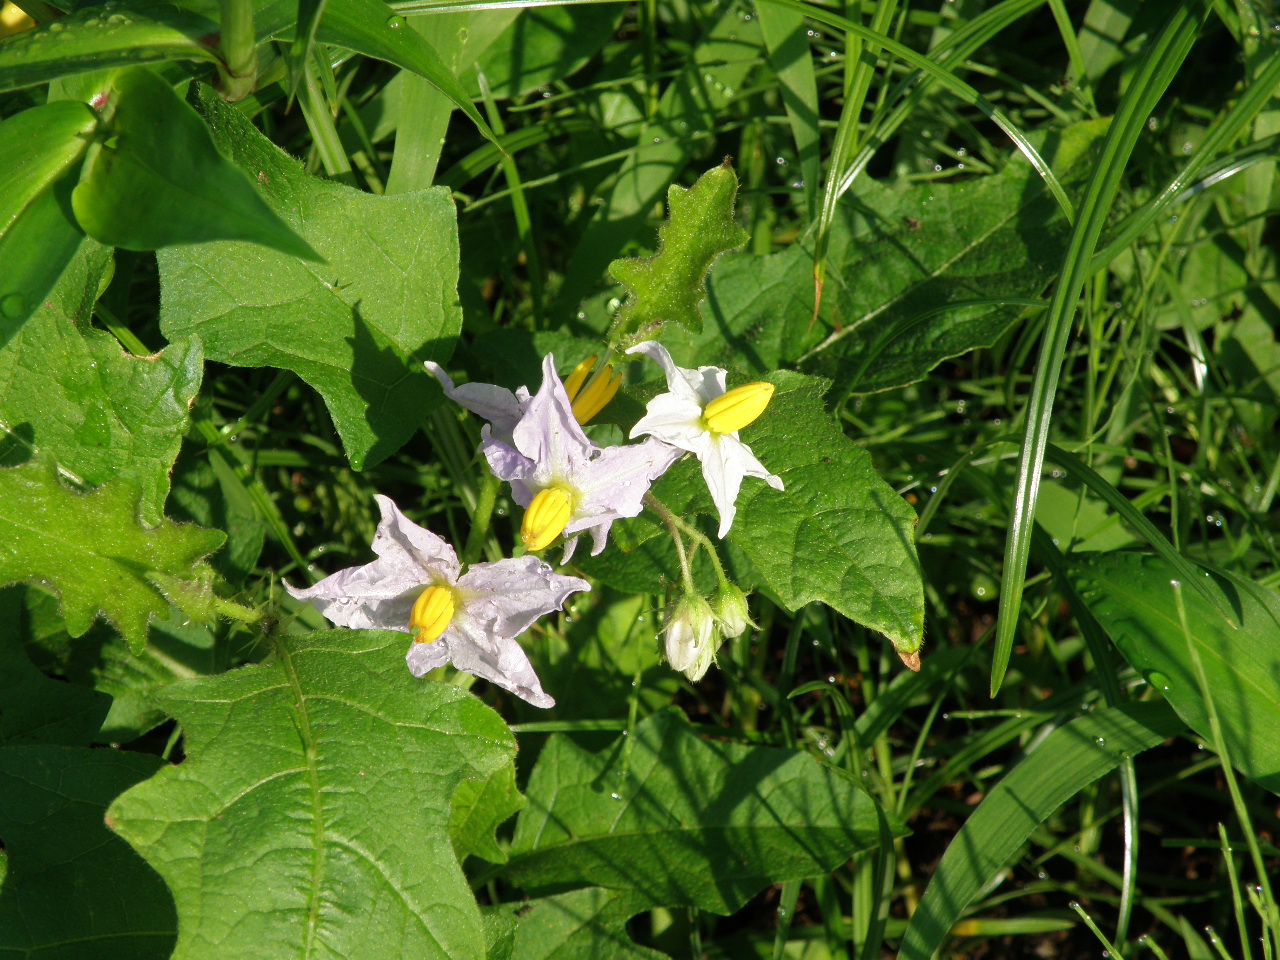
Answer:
483, 354, 681, 561
627, 340, 783, 537
285, 494, 588, 708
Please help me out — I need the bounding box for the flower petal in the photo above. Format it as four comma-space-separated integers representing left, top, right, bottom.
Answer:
370, 495, 460, 584
284, 560, 421, 631
566, 437, 682, 534
629, 391, 706, 449
512, 354, 594, 488
481, 432, 536, 507
702, 434, 783, 537
425, 361, 524, 442
457, 555, 590, 639
627, 341, 727, 404
437, 609, 556, 708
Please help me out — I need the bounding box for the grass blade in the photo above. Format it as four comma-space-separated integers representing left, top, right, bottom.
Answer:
989, 0, 1210, 696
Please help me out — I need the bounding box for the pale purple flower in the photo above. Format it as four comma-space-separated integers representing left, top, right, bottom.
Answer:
483, 354, 681, 562
285, 494, 587, 708
627, 341, 783, 538
425, 361, 529, 445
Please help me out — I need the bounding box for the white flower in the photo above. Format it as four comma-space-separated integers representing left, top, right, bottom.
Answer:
285, 494, 588, 708
627, 341, 783, 537
483, 354, 681, 562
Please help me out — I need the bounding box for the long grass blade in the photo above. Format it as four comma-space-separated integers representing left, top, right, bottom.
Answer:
989, 0, 1210, 696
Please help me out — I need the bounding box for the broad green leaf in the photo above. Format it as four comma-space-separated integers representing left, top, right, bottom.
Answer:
72, 68, 317, 259
464, 4, 623, 101
0, 586, 108, 747
158, 84, 463, 470
0, 745, 175, 960
0, 101, 96, 345
0, 2, 219, 92
898, 702, 1184, 960
505, 707, 902, 914
0, 242, 203, 524
0, 457, 225, 653
667, 119, 1109, 391
167, 443, 267, 581
108, 629, 516, 960
1072, 552, 1280, 794
0, 100, 96, 234
492, 888, 666, 960
450, 763, 524, 865
608, 162, 750, 349
735, 371, 923, 656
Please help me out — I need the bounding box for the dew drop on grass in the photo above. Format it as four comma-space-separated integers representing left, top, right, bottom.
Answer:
385, 14, 406, 28
0, 294, 25, 319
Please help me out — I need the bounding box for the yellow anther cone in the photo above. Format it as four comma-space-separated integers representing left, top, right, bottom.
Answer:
562, 355, 597, 402
571, 366, 622, 425
409, 585, 455, 643
703, 382, 774, 434
522, 487, 573, 551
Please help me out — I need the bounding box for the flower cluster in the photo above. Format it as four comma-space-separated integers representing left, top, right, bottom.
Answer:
289, 341, 783, 706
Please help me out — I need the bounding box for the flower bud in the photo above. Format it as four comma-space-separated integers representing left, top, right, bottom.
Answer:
663, 595, 718, 682
409, 585, 455, 643
702, 381, 774, 434
712, 583, 753, 637
522, 486, 574, 551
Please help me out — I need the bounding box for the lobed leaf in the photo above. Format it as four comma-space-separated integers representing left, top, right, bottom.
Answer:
0, 242, 203, 524
0, 458, 225, 653
158, 83, 463, 470
1072, 552, 1280, 794
607, 162, 750, 349
108, 629, 517, 960
505, 707, 903, 915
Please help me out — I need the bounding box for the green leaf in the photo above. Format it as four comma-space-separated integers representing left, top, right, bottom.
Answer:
0, 2, 220, 92
311, 0, 500, 150
71, 68, 317, 259
0, 458, 225, 654
898, 702, 1184, 960
158, 84, 462, 470
1071, 552, 1280, 794
505, 707, 902, 914
0, 586, 109, 748
0, 100, 96, 235
450, 762, 524, 865
492, 888, 667, 960
667, 119, 1109, 390
464, 5, 623, 100
0, 745, 175, 960
108, 629, 516, 960
607, 162, 750, 349
0, 102, 97, 344
0, 242, 203, 524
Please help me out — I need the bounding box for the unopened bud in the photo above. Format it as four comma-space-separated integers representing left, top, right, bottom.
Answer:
409, 585, 455, 643
663, 595, 718, 682
702, 381, 774, 434
522, 486, 573, 551
712, 583, 753, 637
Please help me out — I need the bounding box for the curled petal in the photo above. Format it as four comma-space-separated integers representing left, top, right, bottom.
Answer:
567, 438, 682, 535
627, 341, 727, 404
370, 495, 460, 584
426, 361, 525, 442
629, 391, 705, 449
284, 561, 421, 632
512, 354, 595, 488
437, 609, 556, 708
457, 556, 590, 639
702, 434, 782, 537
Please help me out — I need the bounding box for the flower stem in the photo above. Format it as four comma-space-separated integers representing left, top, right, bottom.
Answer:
643, 492, 696, 592
462, 470, 501, 565
643, 493, 730, 586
